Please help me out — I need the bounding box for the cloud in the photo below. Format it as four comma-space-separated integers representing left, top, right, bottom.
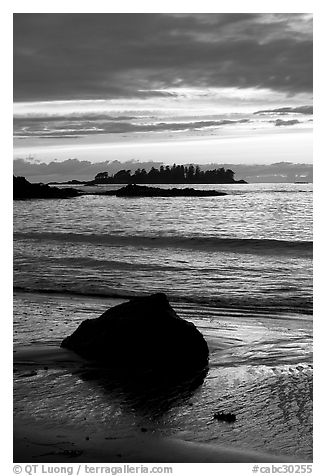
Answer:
13, 158, 164, 182
274, 119, 301, 126
13, 113, 138, 122
14, 116, 250, 139
14, 13, 312, 102
254, 105, 313, 115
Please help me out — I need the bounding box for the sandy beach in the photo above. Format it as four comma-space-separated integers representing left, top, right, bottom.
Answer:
15, 420, 304, 463
13, 344, 311, 463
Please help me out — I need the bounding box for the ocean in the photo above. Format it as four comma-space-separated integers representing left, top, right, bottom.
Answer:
13, 182, 313, 459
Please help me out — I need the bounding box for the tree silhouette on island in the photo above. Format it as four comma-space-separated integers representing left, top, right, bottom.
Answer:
89, 164, 247, 185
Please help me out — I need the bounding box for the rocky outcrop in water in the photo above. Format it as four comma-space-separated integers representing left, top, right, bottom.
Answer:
61, 293, 209, 375
104, 184, 227, 197
13, 176, 80, 200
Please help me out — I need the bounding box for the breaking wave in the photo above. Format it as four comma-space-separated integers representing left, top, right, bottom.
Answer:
14, 232, 312, 257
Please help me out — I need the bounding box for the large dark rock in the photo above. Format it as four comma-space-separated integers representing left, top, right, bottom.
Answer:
13, 175, 80, 200
61, 293, 209, 375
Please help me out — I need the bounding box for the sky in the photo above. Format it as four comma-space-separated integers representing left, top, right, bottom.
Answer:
13, 13, 313, 166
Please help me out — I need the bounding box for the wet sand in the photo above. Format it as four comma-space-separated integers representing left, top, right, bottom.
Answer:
13, 345, 309, 463
14, 421, 301, 463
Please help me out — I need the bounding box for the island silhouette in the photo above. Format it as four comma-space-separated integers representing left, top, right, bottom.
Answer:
51, 164, 247, 185
14, 165, 248, 199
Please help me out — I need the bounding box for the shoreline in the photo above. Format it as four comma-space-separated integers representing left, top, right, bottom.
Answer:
14, 421, 305, 463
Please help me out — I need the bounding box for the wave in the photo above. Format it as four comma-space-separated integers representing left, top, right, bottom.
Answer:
15, 255, 186, 272
13, 284, 312, 316
14, 232, 313, 257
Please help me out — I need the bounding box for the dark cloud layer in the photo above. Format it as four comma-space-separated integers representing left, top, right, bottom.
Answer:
254, 105, 313, 115
14, 116, 250, 139
274, 119, 301, 126
14, 13, 312, 102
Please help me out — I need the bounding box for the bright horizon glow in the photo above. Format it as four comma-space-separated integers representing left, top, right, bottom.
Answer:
13, 87, 312, 117
14, 129, 312, 165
